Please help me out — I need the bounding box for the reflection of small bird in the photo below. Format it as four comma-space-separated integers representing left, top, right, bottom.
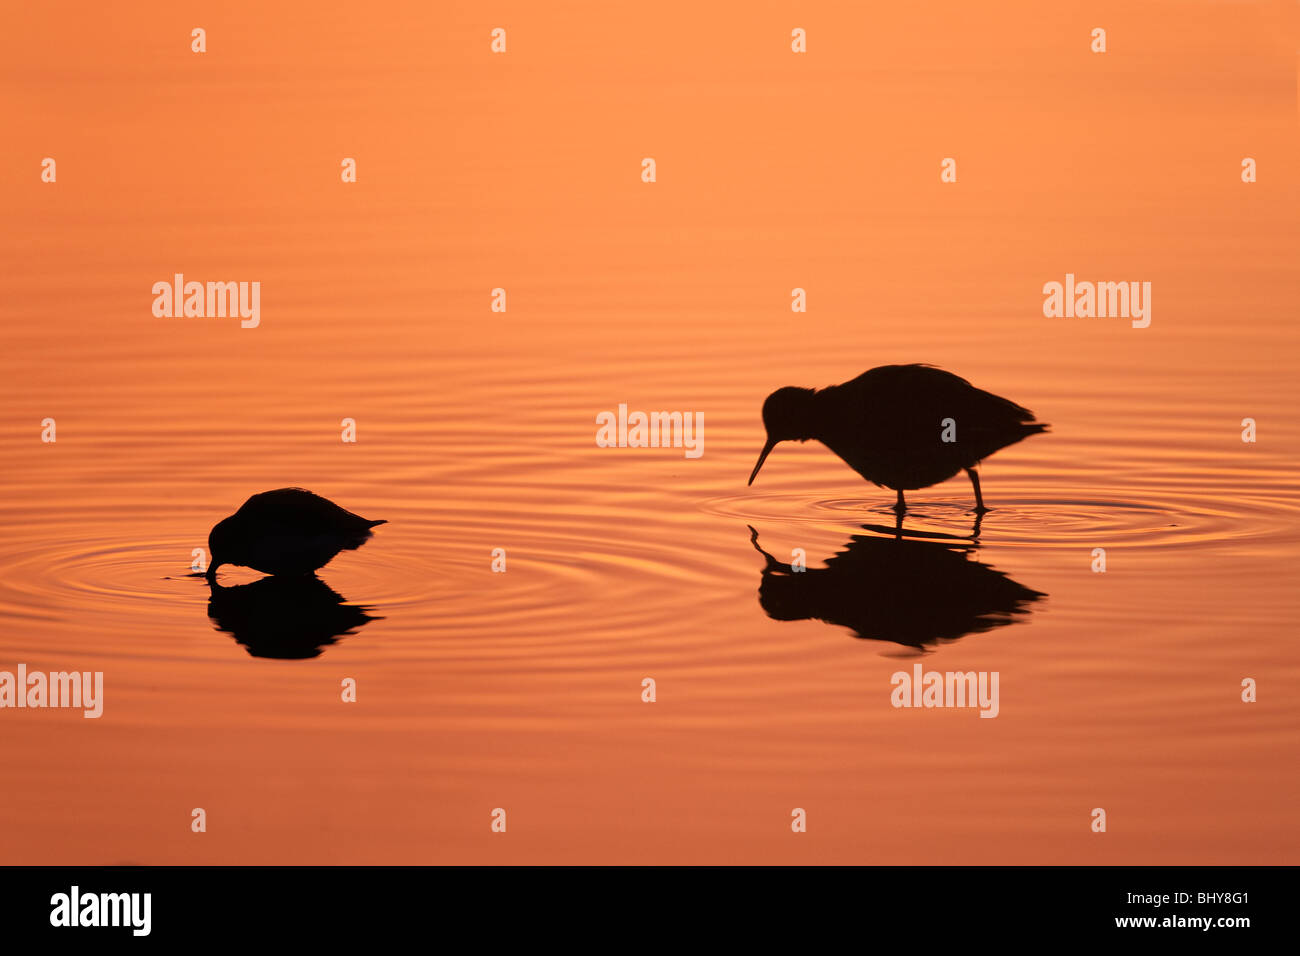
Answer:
748, 364, 1048, 512
749, 526, 1044, 648
207, 574, 378, 659
206, 488, 385, 581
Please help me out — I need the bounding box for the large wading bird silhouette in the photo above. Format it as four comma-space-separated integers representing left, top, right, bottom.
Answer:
749, 364, 1048, 513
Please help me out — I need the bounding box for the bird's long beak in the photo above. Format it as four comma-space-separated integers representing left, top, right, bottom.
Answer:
748, 438, 777, 486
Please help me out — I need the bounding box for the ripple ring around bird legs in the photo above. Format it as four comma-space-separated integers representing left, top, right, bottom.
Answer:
700, 491, 1294, 553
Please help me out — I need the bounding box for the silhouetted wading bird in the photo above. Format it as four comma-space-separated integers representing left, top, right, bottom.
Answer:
748, 364, 1048, 512
206, 488, 386, 581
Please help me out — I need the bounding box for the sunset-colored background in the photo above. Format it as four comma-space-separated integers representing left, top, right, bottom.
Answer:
1, 1, 1297, 863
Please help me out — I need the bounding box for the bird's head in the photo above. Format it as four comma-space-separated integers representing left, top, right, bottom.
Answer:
749, 386, 817, 486
206, 515, 241, 582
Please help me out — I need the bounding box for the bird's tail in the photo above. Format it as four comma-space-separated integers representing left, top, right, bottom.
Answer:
368, 519, 388, 528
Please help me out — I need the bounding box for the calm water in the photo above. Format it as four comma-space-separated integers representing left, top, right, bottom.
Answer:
2, 2, 1297, 863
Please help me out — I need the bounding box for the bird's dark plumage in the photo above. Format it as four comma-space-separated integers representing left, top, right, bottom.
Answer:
206, 488, 385, 580
749, 364, 1048, 511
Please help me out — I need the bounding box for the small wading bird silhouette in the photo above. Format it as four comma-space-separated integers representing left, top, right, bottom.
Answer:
206, 488, 386, 581
748, 364, 1048, 512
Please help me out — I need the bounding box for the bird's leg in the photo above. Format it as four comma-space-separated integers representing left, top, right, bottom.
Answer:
965, 467, 988, 513
893, 489, 907, 515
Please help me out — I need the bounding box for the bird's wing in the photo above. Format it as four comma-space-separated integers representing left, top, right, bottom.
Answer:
236, 488, 372, 532
849, 364, 1039, 425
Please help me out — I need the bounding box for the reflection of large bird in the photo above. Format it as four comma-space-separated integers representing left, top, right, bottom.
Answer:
206, 488, 386, 581
748, 365, 1048, 512
749, 526, 1044, 648
207, 574, 379, 659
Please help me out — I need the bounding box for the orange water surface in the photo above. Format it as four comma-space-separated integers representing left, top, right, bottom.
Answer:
1, 1, 1297, 864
